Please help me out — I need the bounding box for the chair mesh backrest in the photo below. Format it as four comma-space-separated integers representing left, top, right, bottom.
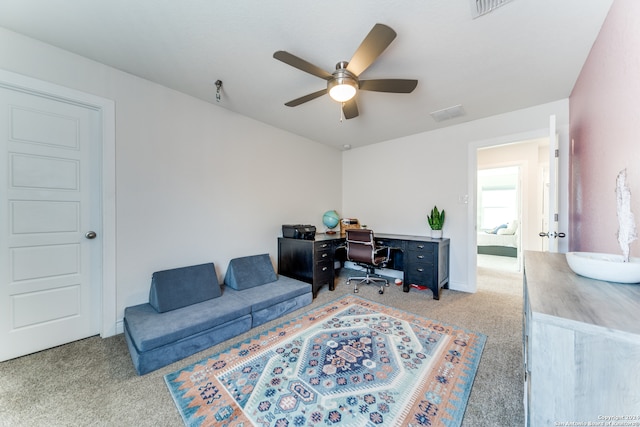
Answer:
346, 229, 375, 264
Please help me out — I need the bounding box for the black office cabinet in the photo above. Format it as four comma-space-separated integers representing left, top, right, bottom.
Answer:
402, 238, 450, 300
278, 237, 335, 297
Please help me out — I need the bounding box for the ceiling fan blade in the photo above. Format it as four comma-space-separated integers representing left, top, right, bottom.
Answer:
284, 89, 327, 107
359, 79, 418, 93
273, 51, 333, 80
346, 24, 397, 77
342, 99, 359, 119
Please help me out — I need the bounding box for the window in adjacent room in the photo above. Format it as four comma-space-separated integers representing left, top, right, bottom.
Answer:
477, 166, 520, 230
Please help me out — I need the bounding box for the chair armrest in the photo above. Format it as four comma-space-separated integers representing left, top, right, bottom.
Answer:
374, 245, 391, 261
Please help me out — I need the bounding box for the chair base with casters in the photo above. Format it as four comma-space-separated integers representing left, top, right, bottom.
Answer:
347, 266, 389, 294
345, 229, 391, 295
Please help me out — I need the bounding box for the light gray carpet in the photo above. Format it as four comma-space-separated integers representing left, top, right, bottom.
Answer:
0, 266, 524, 426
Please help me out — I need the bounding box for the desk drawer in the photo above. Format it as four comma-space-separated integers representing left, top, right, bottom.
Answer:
314, 238, 332, 260
315, 248, 332, 263
406, 264, 435, 286
375, 239, 393, 248
407, 241, 434, 253
407, 250, 435, 264
315, 260, 333, 278
315, 241, 332, 251
315, 260, 334, 291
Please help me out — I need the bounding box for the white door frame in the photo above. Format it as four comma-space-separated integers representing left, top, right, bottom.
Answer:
467, 126, 569, 292
0, 69, 117, 338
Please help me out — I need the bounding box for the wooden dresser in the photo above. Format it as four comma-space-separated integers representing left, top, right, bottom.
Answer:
523, 251, 640, 426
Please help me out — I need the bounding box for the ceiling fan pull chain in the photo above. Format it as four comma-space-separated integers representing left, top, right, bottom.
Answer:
340, 103, 344, 123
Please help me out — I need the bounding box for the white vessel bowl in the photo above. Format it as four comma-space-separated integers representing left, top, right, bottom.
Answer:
565, 252, 640, 284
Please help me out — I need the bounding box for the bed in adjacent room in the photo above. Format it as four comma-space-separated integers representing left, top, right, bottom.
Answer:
477, 220, 519, 257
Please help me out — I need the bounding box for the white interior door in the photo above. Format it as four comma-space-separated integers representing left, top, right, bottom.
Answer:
0, 86, 101, 361
540, 115, 566, 253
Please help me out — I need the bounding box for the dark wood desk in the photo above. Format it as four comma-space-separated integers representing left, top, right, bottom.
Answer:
278, 233, 450, 299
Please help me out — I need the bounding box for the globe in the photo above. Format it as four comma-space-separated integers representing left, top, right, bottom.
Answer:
322, 210, 340, 234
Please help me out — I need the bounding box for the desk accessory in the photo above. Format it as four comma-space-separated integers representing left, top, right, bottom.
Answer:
427, 205, 445, 238
339, 218, 360, 236
322, 210, 340, 234
282, 224, 316, 240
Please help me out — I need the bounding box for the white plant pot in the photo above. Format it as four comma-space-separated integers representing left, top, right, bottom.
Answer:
430, 229, 443, 239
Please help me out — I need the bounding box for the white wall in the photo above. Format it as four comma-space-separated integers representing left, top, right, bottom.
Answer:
0, 27, 343, 329
342, 99, 568, 292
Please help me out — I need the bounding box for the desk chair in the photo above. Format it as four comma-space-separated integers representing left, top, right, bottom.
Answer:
346, 229, 391, 294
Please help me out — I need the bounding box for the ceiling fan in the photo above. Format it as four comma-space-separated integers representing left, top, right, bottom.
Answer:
273, 23, 418, 119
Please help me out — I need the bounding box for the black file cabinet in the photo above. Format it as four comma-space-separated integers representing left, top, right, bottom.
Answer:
403, 239, 450, 299
374, 235, 449, 299
277, 237, 336, 297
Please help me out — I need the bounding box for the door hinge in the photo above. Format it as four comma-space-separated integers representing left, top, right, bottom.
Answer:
555, 149, 559, 158
554, 213, 558, 222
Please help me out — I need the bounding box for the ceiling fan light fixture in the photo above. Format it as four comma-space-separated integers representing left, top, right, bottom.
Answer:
328, 64, 358, 103
328, 78, 357, 103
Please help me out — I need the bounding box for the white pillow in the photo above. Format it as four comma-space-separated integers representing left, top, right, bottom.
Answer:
499, 220, 518, 235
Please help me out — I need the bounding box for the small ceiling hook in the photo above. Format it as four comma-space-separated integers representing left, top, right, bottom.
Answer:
215, 80, 223, 102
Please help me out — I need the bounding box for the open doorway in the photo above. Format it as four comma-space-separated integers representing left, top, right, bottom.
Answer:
475, 138, 550, 273
476, 165, 521, 272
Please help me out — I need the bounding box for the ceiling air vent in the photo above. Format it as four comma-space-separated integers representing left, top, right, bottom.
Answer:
470, 0, 514, 18
430, 104, 466, 122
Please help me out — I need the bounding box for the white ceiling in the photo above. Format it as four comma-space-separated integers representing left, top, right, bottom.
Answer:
0, 0, 613, 149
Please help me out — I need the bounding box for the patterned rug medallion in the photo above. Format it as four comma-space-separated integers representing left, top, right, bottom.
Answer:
165, 295, 486, 427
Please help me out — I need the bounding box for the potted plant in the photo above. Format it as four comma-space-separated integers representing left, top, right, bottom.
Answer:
427, 206, 445, 238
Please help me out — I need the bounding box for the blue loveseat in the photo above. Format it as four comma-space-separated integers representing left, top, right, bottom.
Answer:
123, 254, 312, 375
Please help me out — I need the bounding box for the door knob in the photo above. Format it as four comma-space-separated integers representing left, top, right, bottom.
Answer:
539, 231, 566, 238
85, 231, 97, 239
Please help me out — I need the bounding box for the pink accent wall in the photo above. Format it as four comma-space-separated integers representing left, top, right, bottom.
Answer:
570, 0, 640, 256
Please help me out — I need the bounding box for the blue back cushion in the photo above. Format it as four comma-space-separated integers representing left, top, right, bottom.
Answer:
224, 254, 277, 291
149, 263, 221, 313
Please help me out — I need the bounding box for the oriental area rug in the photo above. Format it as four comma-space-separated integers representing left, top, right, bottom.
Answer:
165, 295, 486, 427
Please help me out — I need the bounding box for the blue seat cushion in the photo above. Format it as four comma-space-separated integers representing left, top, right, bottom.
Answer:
225, 276, 311, 313
224, 254, 277, 291
149, 263, 221, 313
124, 291, 249, 352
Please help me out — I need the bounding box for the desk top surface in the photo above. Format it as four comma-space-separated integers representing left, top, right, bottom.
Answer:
305, 233, 449, 243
